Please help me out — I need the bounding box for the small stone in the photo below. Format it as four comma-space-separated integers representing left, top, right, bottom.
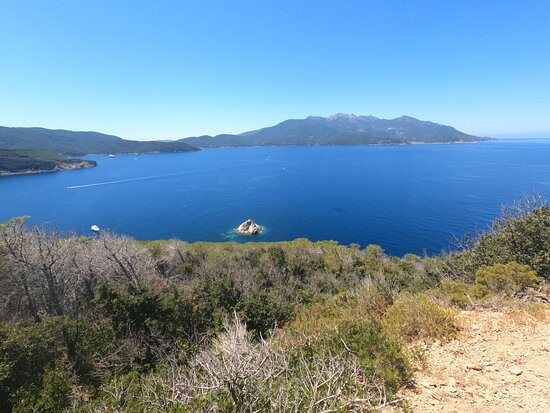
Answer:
421, 380, 435, 388
508, 367, 522, 376
509, 376, 519, 384
466, 363, 482, 371
448, 377, 457, 387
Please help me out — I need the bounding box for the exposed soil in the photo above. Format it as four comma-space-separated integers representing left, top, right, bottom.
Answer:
397, 308, 550, 412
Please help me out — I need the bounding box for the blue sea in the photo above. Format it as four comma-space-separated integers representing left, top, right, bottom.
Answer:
1, 140, 549, 256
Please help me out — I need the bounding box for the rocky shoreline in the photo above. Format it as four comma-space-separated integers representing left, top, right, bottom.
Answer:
0, 159, 96, 177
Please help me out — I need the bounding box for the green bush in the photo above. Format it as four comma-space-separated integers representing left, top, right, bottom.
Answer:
428, 278, 475, 308
0, 318, 115, 412
382, 292, 458, 343
279, 285, 392, 349
13, 363, 76, 413
332, 321, 411, 394
283, 320, 411, 406
237, 290, 295, 338
290, 320, 411, 394
1, 202, 546, 410
445, 204, 549, 280
94, 282, 216, 366
474, 262, 542, 297
83, 319, 411, 412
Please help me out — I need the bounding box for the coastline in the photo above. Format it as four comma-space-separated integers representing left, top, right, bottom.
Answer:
0, 139, 492, 176
193, 139, 491, 150
0, 160, 96, 177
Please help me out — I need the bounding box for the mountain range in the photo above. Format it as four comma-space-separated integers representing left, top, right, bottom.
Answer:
181, 114, 489, 147
0, 115, 490, 175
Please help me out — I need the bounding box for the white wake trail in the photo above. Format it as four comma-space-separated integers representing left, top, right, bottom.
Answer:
67, 173, 176, 189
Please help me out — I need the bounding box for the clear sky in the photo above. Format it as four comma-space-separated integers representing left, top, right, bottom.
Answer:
1, 0, 549, 140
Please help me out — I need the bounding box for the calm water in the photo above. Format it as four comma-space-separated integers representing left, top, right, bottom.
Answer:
1, 140, 549, 256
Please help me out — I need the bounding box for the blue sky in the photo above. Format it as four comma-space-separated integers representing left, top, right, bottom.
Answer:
0, 0, 549, 140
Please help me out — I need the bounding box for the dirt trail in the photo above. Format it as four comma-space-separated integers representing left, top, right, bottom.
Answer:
399, 308, 550, 413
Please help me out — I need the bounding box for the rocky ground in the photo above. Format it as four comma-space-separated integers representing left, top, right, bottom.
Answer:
0, 159, 96, 176
393, 307, 550, 412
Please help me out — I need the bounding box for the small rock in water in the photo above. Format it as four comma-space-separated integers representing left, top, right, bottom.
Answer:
236, 219, 264, 235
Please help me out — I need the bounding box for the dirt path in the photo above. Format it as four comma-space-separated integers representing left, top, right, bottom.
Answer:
398, 308, 550, 413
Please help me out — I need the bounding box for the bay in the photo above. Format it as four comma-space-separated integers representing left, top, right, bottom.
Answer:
1, 140, 549, 256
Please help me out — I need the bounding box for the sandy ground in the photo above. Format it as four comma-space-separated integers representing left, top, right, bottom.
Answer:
396, 308, 550, 413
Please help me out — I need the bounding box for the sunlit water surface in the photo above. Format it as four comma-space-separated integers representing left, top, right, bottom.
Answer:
2, 140, 549, 256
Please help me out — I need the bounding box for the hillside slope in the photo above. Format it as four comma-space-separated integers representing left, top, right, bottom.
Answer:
0, 126, 199, 155
393, 309, 550, 413
0, 149, 96, 175
182, 114, 490, 147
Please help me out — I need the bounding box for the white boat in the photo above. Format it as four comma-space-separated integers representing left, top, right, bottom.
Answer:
91, 225, 100, 233
108, 154, 116, 158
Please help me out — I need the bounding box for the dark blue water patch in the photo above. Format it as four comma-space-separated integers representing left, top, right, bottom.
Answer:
1, 140, 549, 256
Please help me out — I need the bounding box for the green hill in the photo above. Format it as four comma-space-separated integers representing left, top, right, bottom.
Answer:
182, 114, 491, 147
0, 126, 199, 155
0, 149, 96, 175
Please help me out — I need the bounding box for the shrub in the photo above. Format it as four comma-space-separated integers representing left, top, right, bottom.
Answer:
13, 363, 76, 413
278, 284, 393, 351
236, 290, 295, 338
94, 282, 218, 366
284, 320, 411, 408
428, 278, 475, 308
474, 262, 542, 297
444, 203, 549, 280
382, 292, 458, 343
0, 318, 116, 412
6, 204, 546, 410
82, 317, 412, 413
331, 321, 411, 395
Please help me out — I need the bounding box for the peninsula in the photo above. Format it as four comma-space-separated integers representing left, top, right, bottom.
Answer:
0, 149, 96, 176
0, 127, 198, 176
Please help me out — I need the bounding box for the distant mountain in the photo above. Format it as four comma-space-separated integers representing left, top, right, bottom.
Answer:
182, 114, 490, 147
0, 126, 199, 155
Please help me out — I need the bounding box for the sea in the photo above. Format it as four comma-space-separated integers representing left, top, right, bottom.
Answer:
1, 140, 549, 256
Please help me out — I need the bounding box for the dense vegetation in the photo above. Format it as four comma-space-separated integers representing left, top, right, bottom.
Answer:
0, 126, 198, 156
0, 149, 96, 174
183, 113, 489, 147
0, 198, 547, 412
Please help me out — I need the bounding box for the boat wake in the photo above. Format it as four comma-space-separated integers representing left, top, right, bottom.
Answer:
67, 161, 277, 189
67, 173, 176, 189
